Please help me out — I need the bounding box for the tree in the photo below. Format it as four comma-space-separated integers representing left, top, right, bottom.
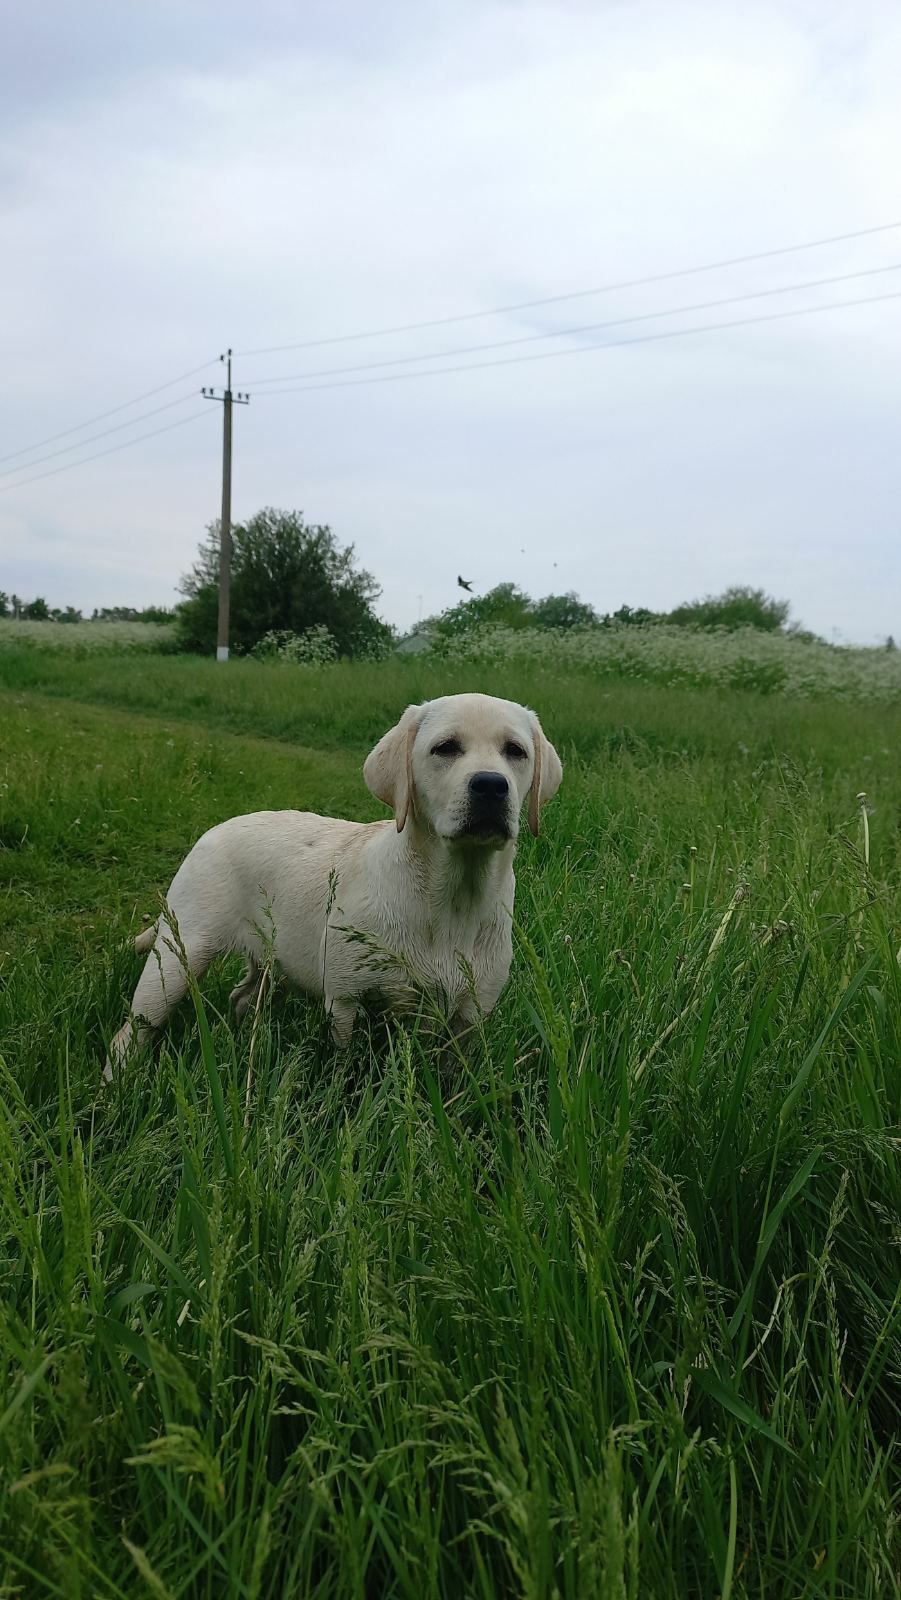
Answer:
176, 508, 391, 658
604, 604, 660, 627
667, 585, 790, 633
425, 583, 533, 639
22, 597, 50, 621
426, 583, 600, 639
531, 592, 599, 630
428, 584, 602, 637
92, 605, 174, 623
0, 592, 8, 617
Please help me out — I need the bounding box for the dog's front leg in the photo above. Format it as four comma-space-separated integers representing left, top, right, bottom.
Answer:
443, 996, 486, 1065
449, 994, 481, 1035
103, 1016, 153, 1082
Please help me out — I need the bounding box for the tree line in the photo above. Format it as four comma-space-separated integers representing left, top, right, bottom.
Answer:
419, 581, 799, 640
10, 505, 885, 656
0, 593, 173, 624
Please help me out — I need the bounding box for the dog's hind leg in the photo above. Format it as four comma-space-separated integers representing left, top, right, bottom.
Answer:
104, 918, 217, 1080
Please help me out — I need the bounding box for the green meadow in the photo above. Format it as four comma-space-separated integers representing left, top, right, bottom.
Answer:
1, 639, 899, 1598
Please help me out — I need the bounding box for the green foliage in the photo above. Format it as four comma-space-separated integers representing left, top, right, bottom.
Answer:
428, 583, 599, 639
427, 584, 795, 643
176, 507, 392, 659
427, 581, 534, 637
1, 599, 172, 625
530, 591, 599, 629
606, 603, 659, 626
667, 584, 791, 632
91, 605, 175, 624
0, 663, 899, 1596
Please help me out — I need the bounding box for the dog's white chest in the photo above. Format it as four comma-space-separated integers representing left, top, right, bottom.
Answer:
408, 910, 510, 1004
327, 884, 513, 1018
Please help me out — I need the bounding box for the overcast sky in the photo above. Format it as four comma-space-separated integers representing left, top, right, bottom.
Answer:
2, 0, 900, 641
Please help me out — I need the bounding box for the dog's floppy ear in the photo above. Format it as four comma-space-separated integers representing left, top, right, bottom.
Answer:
363, 704, 422, 832
527, 714, 563, 838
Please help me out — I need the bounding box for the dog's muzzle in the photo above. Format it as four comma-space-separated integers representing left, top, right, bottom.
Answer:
460, 770, 512, 840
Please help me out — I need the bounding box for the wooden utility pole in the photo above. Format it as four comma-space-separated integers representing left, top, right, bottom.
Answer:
202, 351, 250, 661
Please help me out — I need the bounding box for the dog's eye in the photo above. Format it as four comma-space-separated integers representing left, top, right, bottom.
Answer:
431, 738, 463, 757
503, 741, 528, 761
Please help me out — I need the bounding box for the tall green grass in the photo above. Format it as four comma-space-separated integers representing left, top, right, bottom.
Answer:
2, 645, 900, 765
0, 669, 898, 1598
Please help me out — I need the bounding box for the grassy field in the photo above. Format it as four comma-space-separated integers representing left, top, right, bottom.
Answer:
1, 642, 899, 1598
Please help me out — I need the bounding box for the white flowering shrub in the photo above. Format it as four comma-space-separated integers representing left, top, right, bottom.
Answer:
429, 624, 901, 703
351, 630, 395, 663
251, 625, 339, 665
0, 620, 177, 653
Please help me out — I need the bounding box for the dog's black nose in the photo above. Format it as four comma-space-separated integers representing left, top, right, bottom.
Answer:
468, 770, 509, 802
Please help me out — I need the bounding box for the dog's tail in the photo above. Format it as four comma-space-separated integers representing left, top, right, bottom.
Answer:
133, 922, 158, 954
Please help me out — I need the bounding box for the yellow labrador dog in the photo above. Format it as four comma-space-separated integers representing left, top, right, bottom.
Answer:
106, 693, 561, 1075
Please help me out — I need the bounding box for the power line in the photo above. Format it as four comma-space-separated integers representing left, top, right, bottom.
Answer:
0, 392, 201, 479
236, 219, 901, 358
254, 289, 901, 397
6, 221, 897, 474
5, 254, 898, 496
0, 357, 219, 468
0, 408, 214, 494
244, 261, 901, 386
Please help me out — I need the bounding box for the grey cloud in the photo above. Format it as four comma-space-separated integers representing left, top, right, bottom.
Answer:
1, 0, 900, 640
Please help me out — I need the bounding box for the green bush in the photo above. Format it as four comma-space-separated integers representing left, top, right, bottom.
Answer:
176, 508, 393, 659
667, 584, 791, 632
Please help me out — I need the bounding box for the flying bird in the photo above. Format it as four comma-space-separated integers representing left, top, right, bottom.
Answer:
457, 575, 474, 592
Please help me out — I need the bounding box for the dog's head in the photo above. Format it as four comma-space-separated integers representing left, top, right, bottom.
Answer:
364, 693, 562, 844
